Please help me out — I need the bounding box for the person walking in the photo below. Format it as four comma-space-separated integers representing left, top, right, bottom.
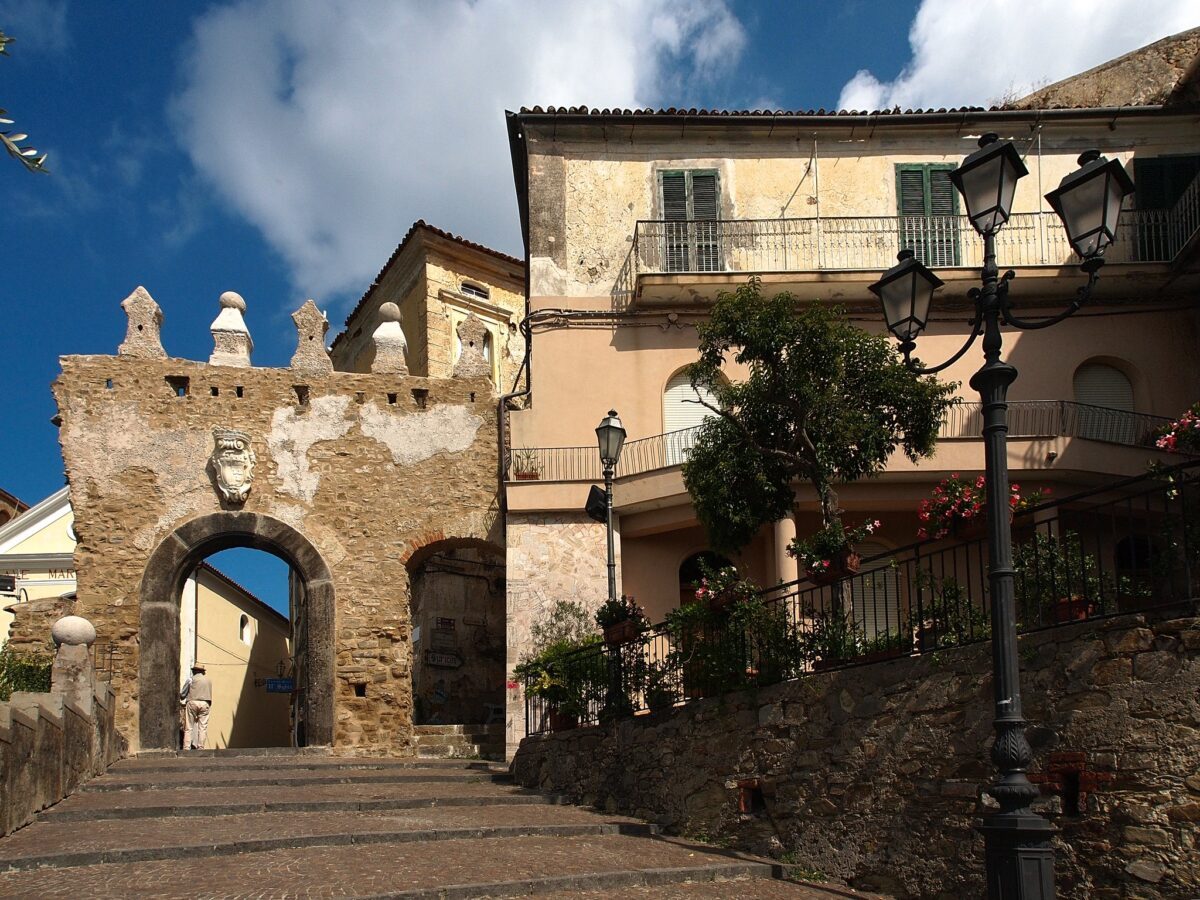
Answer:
183, 664, 213, 750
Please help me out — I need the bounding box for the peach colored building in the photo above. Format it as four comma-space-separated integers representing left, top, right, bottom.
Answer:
497, 33, 1200, 748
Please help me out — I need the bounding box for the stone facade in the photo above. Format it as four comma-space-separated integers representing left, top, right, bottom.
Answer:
512, 606, 1200, 899
504, 512, 617, 754
41, 350, 498, 755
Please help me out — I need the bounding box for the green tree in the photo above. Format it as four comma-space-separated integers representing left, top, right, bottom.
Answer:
683, 279, 956, 551
1, 30, 49, 173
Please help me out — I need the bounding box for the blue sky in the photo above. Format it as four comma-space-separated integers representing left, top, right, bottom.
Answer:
1, 0, 1195, 613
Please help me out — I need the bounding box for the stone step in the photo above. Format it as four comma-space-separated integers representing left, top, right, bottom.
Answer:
40, 780, 564, 823
414, 724, 502, 736
84, 768, 509, 791
536, 878, 884, 898
113, 755, 494, 773
0, 832, 787, 898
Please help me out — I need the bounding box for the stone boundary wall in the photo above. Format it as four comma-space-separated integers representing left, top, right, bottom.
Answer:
0, 622, 125, 835
511, 607, 1200, 898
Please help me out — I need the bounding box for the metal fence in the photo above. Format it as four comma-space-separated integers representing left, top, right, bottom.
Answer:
524, 459, 1200, 734
508, 401, 1170, 483
632, 202, 1193, 278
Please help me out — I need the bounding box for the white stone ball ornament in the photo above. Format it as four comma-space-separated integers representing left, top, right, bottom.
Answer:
51, 614, 97, 647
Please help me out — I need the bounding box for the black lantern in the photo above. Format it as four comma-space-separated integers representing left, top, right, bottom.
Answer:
1045, 149, 1135, 262
950, 133, 1029, 236
869, 249, 944, 343
596, 409, 626, 467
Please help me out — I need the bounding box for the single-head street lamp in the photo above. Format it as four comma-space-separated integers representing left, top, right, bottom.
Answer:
596, 410, 625, 605
596, 409, 627, 469
950, 133, 1029, 236
871, 144, 1133, 900
1045, 150, 1136, 266
870, 249, 943, 349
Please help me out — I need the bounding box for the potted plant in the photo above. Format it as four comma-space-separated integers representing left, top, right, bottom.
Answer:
594, 594, 648, 646
643, 661, 678, 710
913, 572, 989, 651
1155, 402, 1200, 454
512, 600, 603, 731
917, 474, 1048, 541
511, 447, 541, 481
803, 607, 865, 670
691, 560, 758, 612
789, 519, 881, 586
858, 630, 908, 663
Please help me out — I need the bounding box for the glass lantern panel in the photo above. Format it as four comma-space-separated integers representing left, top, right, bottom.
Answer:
1059, 174, 1106, 257
961, 154, 1004, 233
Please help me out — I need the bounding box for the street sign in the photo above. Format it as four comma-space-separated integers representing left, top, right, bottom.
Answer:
424, 650, 463, 669
265, 678, 294, 693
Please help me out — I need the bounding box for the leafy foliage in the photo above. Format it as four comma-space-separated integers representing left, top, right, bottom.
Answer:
0, 646, 52, 701
594, 594, 648, 631
0, 30, 49, 173
683, 280, 956, 551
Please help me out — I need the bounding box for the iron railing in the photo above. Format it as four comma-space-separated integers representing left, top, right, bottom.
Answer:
507, 401, 1170, 482
524, 459, 1200, 734
631, 190, 1199, 279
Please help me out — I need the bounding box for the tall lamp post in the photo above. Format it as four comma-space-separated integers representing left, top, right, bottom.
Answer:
596, 410, 627, 605
869, 134, 1134, 900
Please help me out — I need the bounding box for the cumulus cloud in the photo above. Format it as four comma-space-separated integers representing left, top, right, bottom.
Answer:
838, 0, 1200, 112
172, 0, 746, 305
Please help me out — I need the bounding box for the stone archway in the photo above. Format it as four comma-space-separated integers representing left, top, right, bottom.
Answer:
139, 512, 334, 750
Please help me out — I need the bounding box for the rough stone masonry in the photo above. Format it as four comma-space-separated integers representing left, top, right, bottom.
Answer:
26, 287, 501, 755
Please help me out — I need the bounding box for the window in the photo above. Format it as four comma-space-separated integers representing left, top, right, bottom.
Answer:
678, 551, 734, 607
1073, 362, 1135, 443
895, 164, 960, 266
239, 614, 252, 645
461, 282, 490, 300
1133, 155, 1200, 259
660, 170, 721, 272
663, 369, 718, 465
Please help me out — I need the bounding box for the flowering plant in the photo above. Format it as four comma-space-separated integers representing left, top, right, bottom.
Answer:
787, 518, 880, 578
917, 474, 1049, 540
691, 560, 758, 607
1155, 403, 1200, 454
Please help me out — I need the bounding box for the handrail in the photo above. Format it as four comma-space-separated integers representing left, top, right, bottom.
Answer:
506, 400, 1172, 482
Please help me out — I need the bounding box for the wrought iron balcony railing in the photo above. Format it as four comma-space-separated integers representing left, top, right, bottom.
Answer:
506, 401, 1171, 483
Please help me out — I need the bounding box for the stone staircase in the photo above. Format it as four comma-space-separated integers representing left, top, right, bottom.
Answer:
0, 749, 883, 898
415, 723, 504, 760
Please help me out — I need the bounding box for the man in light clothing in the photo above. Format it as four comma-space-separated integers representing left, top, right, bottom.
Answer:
182, 664, 212, 750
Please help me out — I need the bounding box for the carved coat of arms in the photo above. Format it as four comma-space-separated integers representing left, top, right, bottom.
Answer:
210, 428, 256, 504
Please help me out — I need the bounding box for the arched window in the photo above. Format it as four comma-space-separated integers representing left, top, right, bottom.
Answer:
1073, 362, 1135, 442
239, 613, 251, 645
849, 541, 901, 644
663, 369, 719, 465
461, 282, 489, 300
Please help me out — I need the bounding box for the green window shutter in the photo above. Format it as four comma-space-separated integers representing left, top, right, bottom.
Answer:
928, 167, 957, 216
690, 173, 719, 220
896, 164, 960, 267
662, 173, 688, 221
897, 167, 927, 217
659, 170, 721, 272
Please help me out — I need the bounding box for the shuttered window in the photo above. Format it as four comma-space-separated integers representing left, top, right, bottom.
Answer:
663, 369, 718, 465
896, 164, 960, 266
1132, 155, 1200, 260
1073, 363, 1136, 443
660, 170, 721, 272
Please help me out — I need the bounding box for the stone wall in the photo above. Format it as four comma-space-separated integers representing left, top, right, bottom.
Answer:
511, 607, 1200, 899
504, 512, 616, 754
44, 353, 499, 754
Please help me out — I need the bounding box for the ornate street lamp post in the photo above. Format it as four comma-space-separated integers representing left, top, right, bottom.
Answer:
870, 134, 1134, 900
595, 410, 627, 605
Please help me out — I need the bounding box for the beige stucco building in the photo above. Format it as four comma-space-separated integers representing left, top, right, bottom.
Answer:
498, 29, 1200, 747
1, 488, 292, 749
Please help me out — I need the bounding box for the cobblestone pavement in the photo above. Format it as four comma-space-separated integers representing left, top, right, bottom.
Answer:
0, 751, 886, 898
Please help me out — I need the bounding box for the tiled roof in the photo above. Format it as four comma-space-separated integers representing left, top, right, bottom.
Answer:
336, 220, 524, 342
518, 104, 999, 117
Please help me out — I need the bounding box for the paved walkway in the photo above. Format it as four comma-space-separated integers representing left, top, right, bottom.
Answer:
0, 750, 883, 899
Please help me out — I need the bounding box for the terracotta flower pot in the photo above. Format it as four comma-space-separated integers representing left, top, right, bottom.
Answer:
548, 709, 578, 732
602, 617, 640, 646
514, 471, 540, 481
807, 550, 861, 586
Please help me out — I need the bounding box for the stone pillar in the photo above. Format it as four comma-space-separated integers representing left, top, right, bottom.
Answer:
117, 286, 166, 359
370, 302, 409, 375
773, 517, 799, 588
453, 313, 491, 380
290, 299, 333, 375
50, 615, 97, 717
209, 291, 253, 367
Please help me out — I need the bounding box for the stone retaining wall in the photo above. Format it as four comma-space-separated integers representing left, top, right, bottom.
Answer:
511, 607, 1200, 898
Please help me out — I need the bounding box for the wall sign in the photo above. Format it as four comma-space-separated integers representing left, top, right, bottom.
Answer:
424, 650, 463, 669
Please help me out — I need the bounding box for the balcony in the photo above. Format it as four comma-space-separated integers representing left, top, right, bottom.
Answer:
619, 172, 1200, 305
506, 401, 1171, 483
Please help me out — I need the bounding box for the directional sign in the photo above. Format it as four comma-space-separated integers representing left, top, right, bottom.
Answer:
265, 678, 294, 693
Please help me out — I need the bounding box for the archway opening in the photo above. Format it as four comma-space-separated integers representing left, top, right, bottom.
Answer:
408, 541, 505, 725
178, 548, 295, 750
139, 512, 335, 751
678, 550, 734, 607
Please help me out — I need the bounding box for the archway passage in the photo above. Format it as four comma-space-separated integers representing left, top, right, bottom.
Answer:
139, 512, 334, 750
679, 550, 734, 607
408, 541, 505, 726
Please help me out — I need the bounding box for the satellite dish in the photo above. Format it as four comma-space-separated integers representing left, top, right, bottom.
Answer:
585, 485, 607, 524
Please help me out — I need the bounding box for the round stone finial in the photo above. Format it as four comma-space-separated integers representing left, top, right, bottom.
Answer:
378, 302, 401, 323
51, 614, 97, 647
219, 291, 247, 312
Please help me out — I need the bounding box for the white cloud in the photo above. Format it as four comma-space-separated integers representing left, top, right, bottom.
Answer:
171, 0, 745, 306
837, 0, 1200, 112
0, 0, 69, 54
